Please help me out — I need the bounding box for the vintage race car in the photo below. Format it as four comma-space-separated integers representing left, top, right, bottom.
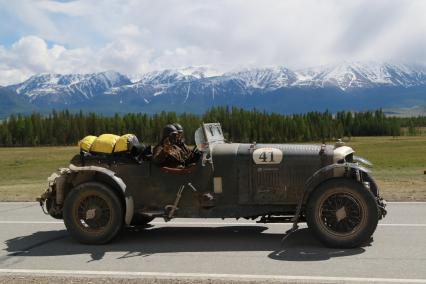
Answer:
38, 123, 387, 248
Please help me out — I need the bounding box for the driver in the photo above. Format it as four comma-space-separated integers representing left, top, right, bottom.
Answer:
173, 123, 191, 157
152, 124, 186, 167
173, 123, 201, 165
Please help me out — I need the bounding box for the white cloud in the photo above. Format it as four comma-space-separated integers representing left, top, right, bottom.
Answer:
0, 0, 426, 85
115, 24, 143, 38
0, 36, 154, 85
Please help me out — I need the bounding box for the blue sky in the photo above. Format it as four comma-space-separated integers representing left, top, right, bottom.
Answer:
0, 0, 425, 85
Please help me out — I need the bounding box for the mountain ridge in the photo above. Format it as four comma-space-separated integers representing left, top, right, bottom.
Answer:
1, 62, 425, 117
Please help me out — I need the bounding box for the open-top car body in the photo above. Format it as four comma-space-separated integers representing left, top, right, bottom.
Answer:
38, 123, 387, 248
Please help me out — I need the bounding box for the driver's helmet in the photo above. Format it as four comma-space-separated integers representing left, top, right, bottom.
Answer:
172, 123, 184, 143
173, 123, 184, 133
162, 124, 178, 141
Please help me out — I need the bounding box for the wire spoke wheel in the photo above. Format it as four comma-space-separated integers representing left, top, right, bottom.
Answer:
64, 182, 123, 244
306, 179, 379, 248
76, 195, 111, 231
320, 193, 362, 235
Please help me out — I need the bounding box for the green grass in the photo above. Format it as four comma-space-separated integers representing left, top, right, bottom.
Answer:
0, 147, 77, 201
0, 136, 425, 201
345, 136, 426, 201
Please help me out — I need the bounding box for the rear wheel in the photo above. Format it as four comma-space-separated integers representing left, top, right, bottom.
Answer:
306, 178, 378, 248
63, 182, 123, 244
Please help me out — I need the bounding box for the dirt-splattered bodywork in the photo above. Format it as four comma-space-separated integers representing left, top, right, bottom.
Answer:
39, 123, 386, 225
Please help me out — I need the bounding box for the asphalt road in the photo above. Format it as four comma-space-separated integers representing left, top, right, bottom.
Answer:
0, 202, 426, 283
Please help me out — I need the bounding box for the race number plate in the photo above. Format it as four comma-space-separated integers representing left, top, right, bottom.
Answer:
252, 147, 283, 164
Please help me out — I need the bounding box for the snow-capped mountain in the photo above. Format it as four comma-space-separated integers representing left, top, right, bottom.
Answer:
295, 62, 426, 90
127, 66, 220, 83
226, 67, 299, 90
178, 66, 221, 79
2, 62, 426, 116
137, 69, 197, 86
11, 71, 131, 104
218, 62, 426, 91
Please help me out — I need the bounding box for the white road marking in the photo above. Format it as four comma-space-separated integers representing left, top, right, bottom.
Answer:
0, 269, 425, 283
0, 221, 426, 227
379, 223, 426, 227
0, 221, 63, 224
3, 201, 425, 204
386, 202, 426, 204
157, 222, 426, 227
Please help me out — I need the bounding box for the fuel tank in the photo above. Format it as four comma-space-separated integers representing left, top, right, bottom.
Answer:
212, 143, 334, 205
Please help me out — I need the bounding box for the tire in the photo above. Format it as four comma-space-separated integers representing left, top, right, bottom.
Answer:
63, 182, 124, 244
306, 178, 379, 248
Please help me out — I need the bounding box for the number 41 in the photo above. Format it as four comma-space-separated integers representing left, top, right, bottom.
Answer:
259, 151, 274, 162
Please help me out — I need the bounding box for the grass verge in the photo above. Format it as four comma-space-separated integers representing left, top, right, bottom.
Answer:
0, 146, 77, 201
345, 136, 426, 201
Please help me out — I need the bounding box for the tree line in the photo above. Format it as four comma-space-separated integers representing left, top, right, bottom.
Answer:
0, 107, 423, 147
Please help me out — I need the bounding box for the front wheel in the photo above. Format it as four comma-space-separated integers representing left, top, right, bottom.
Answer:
63, 182, 124, 244
306, 178, 379, 248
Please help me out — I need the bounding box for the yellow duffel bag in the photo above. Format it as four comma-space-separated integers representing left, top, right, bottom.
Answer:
90, 134, 120, 154
114, 134, 139, 153
78, 135, 97, 152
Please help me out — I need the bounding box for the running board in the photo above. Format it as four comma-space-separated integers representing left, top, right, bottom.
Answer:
137, 211, 165, 218
257, 215, 297, 223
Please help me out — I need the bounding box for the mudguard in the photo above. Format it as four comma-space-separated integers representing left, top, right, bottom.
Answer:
285, 162, 385, 237
67, 164, 134, 225
303, 162, 386, 219
305, 162, 375, 197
